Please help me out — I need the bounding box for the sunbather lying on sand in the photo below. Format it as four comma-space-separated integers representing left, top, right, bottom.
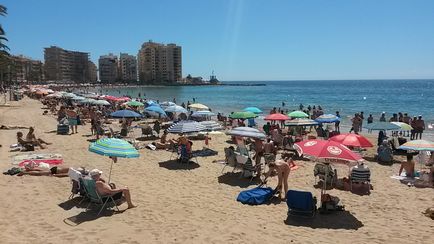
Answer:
17, 166, 70, 177
90, 169, 136, 209
0, 125, 29, 130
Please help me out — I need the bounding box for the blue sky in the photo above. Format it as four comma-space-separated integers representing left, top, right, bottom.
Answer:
3, 0, 434, 80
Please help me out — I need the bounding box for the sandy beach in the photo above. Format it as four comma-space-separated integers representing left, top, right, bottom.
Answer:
0, 97, 433, 244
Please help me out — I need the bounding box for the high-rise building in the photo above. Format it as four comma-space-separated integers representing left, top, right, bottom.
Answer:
44, 46, 91, 83
88, 61, 98, 83
137, 41, 182, 84
7, 55, 44, 85
119, 53, 137, 83
98, 53, 118, 83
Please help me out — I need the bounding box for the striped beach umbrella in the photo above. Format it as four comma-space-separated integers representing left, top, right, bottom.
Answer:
398, 140, 434, 151
226, 127, 266, 139
89, 138, 139, 182
199, 121, 223, 131
167, 120, 206, 134
285, 118, 319, 126
315, 114, 340, 123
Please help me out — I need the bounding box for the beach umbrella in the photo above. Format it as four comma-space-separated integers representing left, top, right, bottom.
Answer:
82, 93, 100, 99
288, 110, 309, 118
188, 103, 209, 110
191, 110, 216, 117
79, 98, 97, 104
243, 107, 262, 114
110, 109, 143, 118
164, 105, 188, 114
145, 100, 158, 106
145, 105, 167, 117
398, 140, 434, 151
116, 97, 131, 102
363, 122, 400, 131
126, 100, 145, 107
103, 95, 119, 101
391, 122, 413, 131
264, 113, 290, 121
226, 127, 266, 140
315, 114, 340, 123
160, 101, 176, 107
62, 93, 77, 99
71, 96, 85, 101
294, 139, 362, 164
88, 138, 139, 182
167, 120, 206, 134
229, 111, 257, 119
285, 118, 319, 127
93, 100, 111, 106
329, 133, 373, 148
199, 121, 223, 131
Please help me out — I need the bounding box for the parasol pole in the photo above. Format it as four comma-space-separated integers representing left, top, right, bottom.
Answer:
108, 159, 114, 183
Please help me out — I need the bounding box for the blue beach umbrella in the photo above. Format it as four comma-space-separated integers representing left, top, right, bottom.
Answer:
110, 109, 143, 118
89, 138, 139, 182
145, 100, 158, 107
167, 120, 206, 134
145, 105, 167, 117
315, 114, 340, 123
363, 122, 400, 131
164, 105, 188, 114
243, 107, 263, 114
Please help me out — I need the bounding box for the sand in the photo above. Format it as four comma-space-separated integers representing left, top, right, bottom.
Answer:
0, 97, 433, 244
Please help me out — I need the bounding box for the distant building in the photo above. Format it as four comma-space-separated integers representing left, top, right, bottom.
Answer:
137, 41, 182, 84
119, 53, 137, 83
88, 61, 98, 83
44, 46, 91, 83
98, 53, 119, 83
7, 55, 44, 85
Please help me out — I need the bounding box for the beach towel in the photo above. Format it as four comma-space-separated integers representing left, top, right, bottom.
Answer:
12, 153, 62, 164
18, 159, 63, 168
237, 187, 275, 205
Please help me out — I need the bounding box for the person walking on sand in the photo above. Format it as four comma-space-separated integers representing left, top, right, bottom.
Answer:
415, 115, 425, 140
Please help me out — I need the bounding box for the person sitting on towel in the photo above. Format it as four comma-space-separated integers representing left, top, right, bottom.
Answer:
25, 127, 51, 148
90, 169, 136, 209
263, 155, 294, 200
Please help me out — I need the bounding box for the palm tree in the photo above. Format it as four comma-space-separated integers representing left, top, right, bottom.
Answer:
0, 5, 8, 55
0, 5, 9, 89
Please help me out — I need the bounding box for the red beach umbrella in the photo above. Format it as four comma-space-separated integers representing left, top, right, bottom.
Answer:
264, 113, 290, 121
294, 139, 362, 164
329, 133, 373, 148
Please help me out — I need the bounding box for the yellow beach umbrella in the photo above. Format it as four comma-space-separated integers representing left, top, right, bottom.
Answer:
188, 103, 209, 110
391, 122, 413, 131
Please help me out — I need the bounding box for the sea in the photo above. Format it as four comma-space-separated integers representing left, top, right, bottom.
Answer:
89, 79, 434, 139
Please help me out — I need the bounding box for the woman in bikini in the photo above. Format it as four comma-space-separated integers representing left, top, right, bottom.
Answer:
263, 155, 295, 200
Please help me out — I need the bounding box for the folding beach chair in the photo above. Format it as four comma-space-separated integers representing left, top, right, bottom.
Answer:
313, 162, 336, 188
221, 147, 239, 173
350, 164, 371, 192
80, 178, 120, 216
286, 190, 317, 218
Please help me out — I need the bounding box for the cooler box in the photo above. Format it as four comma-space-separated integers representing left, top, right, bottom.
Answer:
57, 124, 69, 135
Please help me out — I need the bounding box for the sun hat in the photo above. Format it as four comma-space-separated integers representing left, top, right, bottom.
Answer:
89, 169, 102, 177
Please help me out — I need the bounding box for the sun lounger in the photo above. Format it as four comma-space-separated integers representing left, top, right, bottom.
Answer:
80, 178, 120, 216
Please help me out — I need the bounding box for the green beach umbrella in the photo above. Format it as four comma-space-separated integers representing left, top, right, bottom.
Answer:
126, 100, 145, 107
229, 111, 258, 119
89, 138, 139, 182
288, 110, 309, 118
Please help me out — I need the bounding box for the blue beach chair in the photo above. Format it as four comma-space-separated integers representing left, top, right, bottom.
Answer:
286, 190, 317, 217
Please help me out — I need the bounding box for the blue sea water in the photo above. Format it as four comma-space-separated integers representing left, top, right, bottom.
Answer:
99, 79, 434, 126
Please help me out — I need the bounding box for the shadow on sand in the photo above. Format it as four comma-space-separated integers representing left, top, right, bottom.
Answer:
158, 159, 200, 170
218, 172, 260, 188
136, 135, 158, 142
284, 210, 364, 230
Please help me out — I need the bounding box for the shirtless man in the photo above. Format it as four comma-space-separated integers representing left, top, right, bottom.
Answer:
399, 155, 415, 177
263, 156, 295, 200
17, 166, 70, 177
90, 169, 136, 209
26, 127, 51, 148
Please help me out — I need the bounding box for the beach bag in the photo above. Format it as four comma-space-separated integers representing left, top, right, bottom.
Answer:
237, 187, 274, 205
